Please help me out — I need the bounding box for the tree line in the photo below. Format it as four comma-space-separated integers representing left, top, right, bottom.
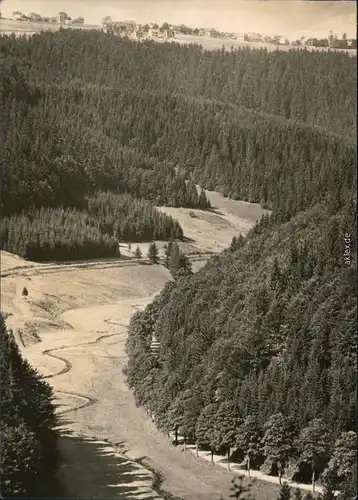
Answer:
0, 192, 184, 261
0, 314, 59, 498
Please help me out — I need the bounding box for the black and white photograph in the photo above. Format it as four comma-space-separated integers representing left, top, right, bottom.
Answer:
0, 0, 356, 499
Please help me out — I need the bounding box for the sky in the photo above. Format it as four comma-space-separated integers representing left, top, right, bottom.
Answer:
1, 0, 356, 38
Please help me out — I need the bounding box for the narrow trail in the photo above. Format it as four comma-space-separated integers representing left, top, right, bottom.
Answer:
0, 260, 139, 278
56, 390, 99, 416
0, 252, 216, 279
42, 332, 123, 418
43, 329, 127, 379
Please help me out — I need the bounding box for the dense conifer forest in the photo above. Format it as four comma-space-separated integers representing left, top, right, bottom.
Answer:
0, 192, 183, 261
1, 30, 355, 221
0, 314, 59, 498
0, 29, 356, 498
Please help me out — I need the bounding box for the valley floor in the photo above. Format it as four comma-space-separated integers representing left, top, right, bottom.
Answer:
0, 194, 297, 500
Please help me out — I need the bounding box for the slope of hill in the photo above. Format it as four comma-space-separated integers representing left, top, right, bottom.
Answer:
126, 199, 357, 492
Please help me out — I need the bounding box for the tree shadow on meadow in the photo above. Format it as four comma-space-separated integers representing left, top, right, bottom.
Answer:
51, 420, 161, 500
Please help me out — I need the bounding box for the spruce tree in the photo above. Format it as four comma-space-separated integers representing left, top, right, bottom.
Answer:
229, 236, 238, 252
229, 234, 245, 253
186, 179, 199, 207
168, 242, 181, 273
163, 241, 174, 268
147, 242, 159, 264
176, 253, 193, 278
198, 189, 210, 209
270, 257, 282, 292
167, 242, 192, 279
134, 245, 142, 259
0, 315, 59, 497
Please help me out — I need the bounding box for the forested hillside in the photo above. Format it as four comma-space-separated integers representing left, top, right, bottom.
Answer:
0, 29, 356, 498
0, 315, 59, 498
1, 30, 355, 222
127, 201, 357, 494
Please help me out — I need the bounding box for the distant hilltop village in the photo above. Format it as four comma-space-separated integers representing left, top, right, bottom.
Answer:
8, 10, 84, 25
2, 11, 355, 50
102, 18, 175, 40
101, 17, 356, 49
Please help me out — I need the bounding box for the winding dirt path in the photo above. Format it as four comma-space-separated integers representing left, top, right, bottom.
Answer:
56, 390, 98, 415
41, 312, 139, 415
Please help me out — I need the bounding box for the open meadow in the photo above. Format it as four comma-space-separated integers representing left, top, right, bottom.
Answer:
1, 19, 355, 55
